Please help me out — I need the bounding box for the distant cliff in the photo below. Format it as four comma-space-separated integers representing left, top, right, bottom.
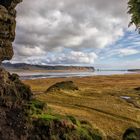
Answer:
2, 62, 95, 72
128, 69, 140, 72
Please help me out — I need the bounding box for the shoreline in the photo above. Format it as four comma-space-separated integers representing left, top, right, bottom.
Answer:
7, 69, 137, 80
22, 73, 140, 82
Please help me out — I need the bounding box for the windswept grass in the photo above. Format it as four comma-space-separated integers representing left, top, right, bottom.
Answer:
26, 98, 103, 140
24, 74, 140, 139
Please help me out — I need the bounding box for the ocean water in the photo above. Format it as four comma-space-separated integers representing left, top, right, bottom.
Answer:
15, 70, 135, 80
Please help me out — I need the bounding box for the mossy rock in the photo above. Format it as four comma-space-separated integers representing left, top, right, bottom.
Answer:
26, 100, 103, 140
25, 99, 46, 116
134, 87, 140, 91
28, 114, 103, 140
0, 68, 33, 140
0, 69, 32, 108
46, 81, 79, 93
123, 127, 140, 140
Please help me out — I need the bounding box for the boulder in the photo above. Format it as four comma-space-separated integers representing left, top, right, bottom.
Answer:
46, 81, 79, 93
123, 127, 140, 140
134, 87, 140, 91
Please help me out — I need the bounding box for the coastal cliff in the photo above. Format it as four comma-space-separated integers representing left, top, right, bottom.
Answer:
2, 62, 95, 72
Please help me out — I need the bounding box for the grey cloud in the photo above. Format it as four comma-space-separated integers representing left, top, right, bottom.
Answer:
13, 0, 130, 64
12, 50, 98, 65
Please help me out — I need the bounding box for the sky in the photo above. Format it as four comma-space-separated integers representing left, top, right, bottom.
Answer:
9, 0, 140, 69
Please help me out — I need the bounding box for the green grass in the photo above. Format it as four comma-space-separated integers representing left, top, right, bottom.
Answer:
37, 114, 61, 121
25, 98, 103, 139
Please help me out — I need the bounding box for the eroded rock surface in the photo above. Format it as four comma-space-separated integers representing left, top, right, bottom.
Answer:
0, 1, 31, 140
0, 67, 32, 140
0, 0, 22, 62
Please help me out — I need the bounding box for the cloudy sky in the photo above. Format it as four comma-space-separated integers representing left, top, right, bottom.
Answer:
10, 0, 140, 69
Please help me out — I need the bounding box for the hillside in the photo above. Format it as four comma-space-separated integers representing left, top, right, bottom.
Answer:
2, 62, 95, 72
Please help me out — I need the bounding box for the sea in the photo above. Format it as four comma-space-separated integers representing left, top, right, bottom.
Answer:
14, 70, 136, 80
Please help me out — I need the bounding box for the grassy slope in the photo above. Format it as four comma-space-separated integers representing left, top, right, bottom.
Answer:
23, 74, 140, 139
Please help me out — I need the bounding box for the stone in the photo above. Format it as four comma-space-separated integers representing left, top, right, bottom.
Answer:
123, 127, 140, 140
0, 67, 32, 140
46, 81, 79, 93
0, 0, 22, 63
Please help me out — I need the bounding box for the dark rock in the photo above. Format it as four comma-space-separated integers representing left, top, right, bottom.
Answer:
134, 87, 140, 91
0, 68, 32, 140
123, 127, 140, 140
0, 0, 22, 63
46, 81, 79, 93
0, 0, 12, 8
28, 117, 103, 140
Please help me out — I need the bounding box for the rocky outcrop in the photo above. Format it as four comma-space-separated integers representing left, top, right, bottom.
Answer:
0, 67, 32, 140
0, 1, 31, 139
0, 0, 22, 63
123, 127, 140, 140
46, 81, 79, 93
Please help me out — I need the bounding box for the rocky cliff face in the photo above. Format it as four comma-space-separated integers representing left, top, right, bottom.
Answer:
0, 1, 31, 139
0, 68, 32, 140
0, 0, 22, 62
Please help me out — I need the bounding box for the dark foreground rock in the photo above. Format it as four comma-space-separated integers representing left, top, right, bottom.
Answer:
134, 87, 140, 91
0, 67, 32, 140
0, 0, 22, 63
123, 127, 140, 140
46, 81, 79, 93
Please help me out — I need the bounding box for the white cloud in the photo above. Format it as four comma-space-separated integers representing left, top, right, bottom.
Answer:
13, 0, 131, 65
118, 48, 139, 56
13, 50, 98, 65
68, 51, 98, 64
16, 46, 46, 56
